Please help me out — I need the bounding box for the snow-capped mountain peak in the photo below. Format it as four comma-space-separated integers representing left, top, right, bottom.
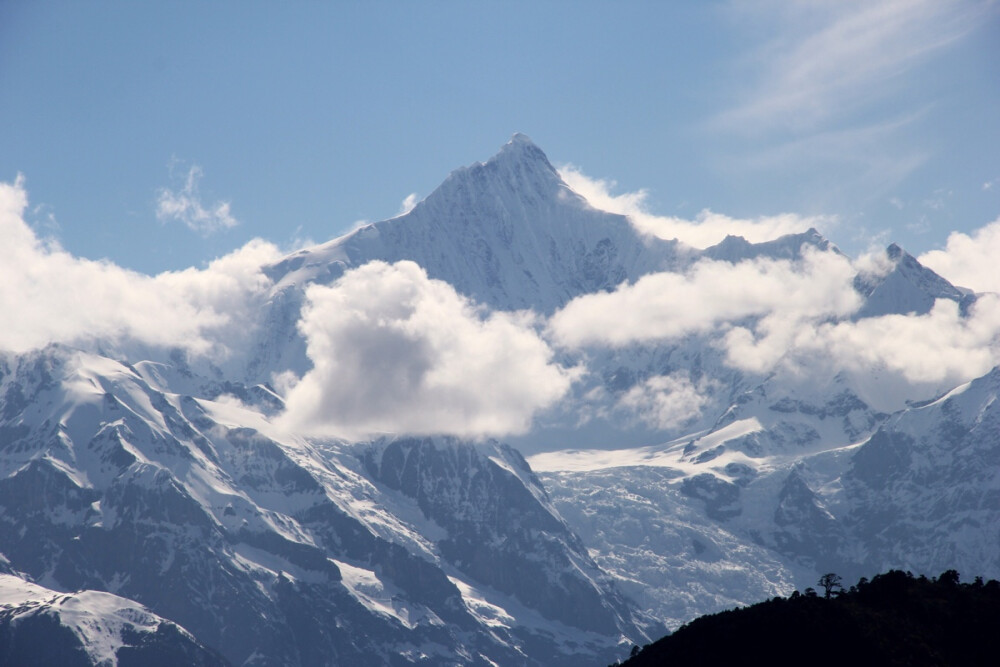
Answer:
702, 227, 839, 263
400, 133, 570, 225
264, 134, 675, 311
854, 242, 974, 318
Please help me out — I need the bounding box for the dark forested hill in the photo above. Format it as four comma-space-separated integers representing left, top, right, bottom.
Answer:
615, 570, 1000, 667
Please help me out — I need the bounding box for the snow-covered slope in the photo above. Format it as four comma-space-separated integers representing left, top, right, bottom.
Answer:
266, 134, 679, 313
0, 574, 228, 667
531, 360, 1000, 626
0, 346, 646, 665
522, 234, 996, 625
841, 366, 1000, 578
854, 243, 976, 319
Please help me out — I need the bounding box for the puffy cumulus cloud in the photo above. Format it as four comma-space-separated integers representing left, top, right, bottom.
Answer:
726, 296, 1000, 406
547, 231, 1000, 404
279, 260, 576, 440
814, 297, 1000, 386
0, 176, 280, 356
616, 373, 716, 431
558, 164, 826, 247
918, 219, 1000, 293
156, 163, 238, 234
549, 248, 860, 348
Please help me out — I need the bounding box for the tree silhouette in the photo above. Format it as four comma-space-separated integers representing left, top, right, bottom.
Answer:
938, 570, 960, 586
618, 569, 1000, 667
818, 573, 843, 599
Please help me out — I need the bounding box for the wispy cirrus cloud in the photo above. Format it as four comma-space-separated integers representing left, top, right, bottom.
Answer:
706, 0, 993, 209
156, 161, 239, 234
715, 0, 986, 135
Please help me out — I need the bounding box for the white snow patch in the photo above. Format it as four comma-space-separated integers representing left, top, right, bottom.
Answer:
528, 418, 764, 473
333, 559, 442, 630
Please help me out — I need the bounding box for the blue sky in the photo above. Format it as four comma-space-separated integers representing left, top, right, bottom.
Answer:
2, 0, 998, 274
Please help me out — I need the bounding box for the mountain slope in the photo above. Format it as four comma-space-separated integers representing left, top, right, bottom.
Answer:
854, 243, 976, 319
842, 366, 1000, 578
266, 134, 679, 314
0, 574, 229, 667
0, 346, 645, 666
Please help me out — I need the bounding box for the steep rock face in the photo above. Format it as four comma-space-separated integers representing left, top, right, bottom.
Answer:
708, 372, 889, 458
362, 437, 643, 637
842, 367, 1000, 578
770, 468, 845, 570
0, 347, 642, 666
0, 575, 229, 667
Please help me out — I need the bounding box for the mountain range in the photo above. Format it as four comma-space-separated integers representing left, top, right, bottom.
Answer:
2, 135, 998, 665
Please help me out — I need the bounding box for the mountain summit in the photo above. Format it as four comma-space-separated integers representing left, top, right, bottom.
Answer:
410, 133, 570, 220
267, 135, 678, 313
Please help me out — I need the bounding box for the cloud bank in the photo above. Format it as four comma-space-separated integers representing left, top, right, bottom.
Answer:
558, 164, 826, 247
781, 296, 1000, 386
549, 248, 860, 348
6, 173, 998, 441
550, 240, 1000, 411
279, 260, 576, 439
0, 176, 279, 357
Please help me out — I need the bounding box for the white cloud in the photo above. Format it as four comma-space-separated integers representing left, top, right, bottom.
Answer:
156, 163, 239, 234
705, 1, 989, 205
0, 176, 280, 357
558, 164, 824, 247
919, 219, 1000, 293
725, 114, 930, 197
548, 247, 860, 348
279, 260, 576, 440
616, 373, 716, 431
752, 296, 1000, 394
717, 0, 985, 134
549, 238, 1000, 408
397, 193, 420, 216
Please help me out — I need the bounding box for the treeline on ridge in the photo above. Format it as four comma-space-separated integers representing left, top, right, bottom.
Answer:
613, 570, 1000, 667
